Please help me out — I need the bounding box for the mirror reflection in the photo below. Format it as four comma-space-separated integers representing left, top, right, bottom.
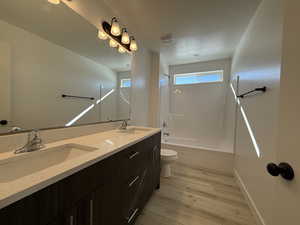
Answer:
0, 0, 132, 134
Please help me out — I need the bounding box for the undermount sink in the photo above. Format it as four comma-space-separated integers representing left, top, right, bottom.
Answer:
0, 144, 98, 183
117, 127, 152, 134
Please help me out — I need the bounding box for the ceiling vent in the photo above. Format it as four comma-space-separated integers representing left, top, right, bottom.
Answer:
160, 33, 174, 44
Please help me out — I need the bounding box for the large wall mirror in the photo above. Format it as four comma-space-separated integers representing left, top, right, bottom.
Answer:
0, 0, 132, 134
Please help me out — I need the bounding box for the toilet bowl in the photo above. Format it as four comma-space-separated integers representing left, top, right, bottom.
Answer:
161, 149, 178, 178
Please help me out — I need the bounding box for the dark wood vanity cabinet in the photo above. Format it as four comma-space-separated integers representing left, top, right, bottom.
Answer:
0, 132, 161, 225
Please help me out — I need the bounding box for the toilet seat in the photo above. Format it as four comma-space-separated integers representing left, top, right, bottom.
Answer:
161, 149, 178, 160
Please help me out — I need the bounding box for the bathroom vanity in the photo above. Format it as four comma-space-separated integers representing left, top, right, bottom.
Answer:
0, 127, 161, 225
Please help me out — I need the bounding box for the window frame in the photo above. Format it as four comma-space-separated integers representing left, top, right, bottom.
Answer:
173, 70, 224, 86
120, 78, 131, 88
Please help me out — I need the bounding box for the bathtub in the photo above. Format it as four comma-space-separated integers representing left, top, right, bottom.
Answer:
161, 136, 231, 153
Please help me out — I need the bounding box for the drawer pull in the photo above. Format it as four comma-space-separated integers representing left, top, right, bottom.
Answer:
129, 151, 140, 159
127, 208, 139, 224
70, 216, 74, 225
90, 199, 94, 225
129, 176, 140, 187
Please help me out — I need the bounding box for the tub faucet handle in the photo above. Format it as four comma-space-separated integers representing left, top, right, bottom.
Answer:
163, 132, 170, 136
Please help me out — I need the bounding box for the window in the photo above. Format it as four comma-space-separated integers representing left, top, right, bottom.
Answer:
120, 78, 131, 88
174, 70, 223, 85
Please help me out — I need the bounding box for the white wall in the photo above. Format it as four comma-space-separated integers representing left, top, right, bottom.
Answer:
230, 0, 283, 224
0, 42, 11, 133
148, 52, 160, 128
130, 48, 152, 126
169, 59, 232, 152
0, 19, 118, 131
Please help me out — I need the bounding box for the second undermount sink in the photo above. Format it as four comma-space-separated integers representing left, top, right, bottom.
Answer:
0, 144, 98, 183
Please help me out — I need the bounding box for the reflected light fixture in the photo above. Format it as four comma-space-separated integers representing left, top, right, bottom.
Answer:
98, 30, 108, 40
118, 46, 126, 54
109, 38, 118, 48
111, 17, 121, 36
130, 37, 138, 51
48, 0, 60, 4
121, 28, 130, 44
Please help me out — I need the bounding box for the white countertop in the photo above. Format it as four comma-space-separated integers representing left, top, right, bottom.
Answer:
0, 126, 161, 209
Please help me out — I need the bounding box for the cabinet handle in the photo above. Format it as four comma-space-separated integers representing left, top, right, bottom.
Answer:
70, 216, 74, 225
129, 176, 140, 187
129, 151, 139, 159
90, 199, 94, 225
127, 208, 139, 224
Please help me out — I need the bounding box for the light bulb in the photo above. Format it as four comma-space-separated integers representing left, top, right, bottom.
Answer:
130, 38, 138, 51
48, 0, 60, 4
121, 29, 130, 44
111, 18, 121, 36
109, 39, 118, 48
98, 30, 108, 40
118, 46, 126, 54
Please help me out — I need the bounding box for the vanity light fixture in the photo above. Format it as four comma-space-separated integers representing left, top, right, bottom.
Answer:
99, 18, 138, 54
130, 37, 138, 51
121, 28, 130, 44
110, 17, 121, 36
48, 0, 60, 4
98, 30, 108, 40
109, 39, 118, 48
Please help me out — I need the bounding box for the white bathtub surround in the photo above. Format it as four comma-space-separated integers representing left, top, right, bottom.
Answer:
162, 143, 234, 175
161, 149, 178, 177
162, 136, 233, 153
163, 59, 233, 153
0, 126, 160, 210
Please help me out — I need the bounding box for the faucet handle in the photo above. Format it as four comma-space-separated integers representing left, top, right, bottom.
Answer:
27, 130, 34, 142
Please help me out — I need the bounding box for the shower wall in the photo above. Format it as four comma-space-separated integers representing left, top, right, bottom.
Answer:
162, 59, 232, 152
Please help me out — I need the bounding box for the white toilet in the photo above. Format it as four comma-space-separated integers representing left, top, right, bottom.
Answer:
161, 149, 178, 178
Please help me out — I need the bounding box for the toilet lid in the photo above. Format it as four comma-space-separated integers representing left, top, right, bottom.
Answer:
161, 149, 178, 157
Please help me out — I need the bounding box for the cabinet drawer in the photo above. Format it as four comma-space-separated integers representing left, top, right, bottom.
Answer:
122, 166, 150, 220
122, 142, 146, 182
122, 169, 150, 225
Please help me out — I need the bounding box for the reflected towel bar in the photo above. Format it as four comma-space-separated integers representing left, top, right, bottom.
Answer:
237, 86, 267, 98
62, 94, 95, 100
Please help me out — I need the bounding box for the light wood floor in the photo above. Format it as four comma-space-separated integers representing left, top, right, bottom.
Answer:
136, 162, 256, 225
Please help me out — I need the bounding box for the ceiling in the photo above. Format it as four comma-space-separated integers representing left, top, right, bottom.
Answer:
0, 0, 261, 68
93, 0, 261, 65
0, 0, 132, 72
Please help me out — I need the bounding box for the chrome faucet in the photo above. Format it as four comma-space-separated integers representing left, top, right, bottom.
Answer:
15, 129, 45, 154
119, 120, 128, 130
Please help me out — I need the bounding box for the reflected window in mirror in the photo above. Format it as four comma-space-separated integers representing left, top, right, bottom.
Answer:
120, 78, 131, 88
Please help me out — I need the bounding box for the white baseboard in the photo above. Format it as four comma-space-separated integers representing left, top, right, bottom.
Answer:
234, 169, 266, 225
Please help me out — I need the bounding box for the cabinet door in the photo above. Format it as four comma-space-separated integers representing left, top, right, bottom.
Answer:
92, 183, 121, 225
92, 155, 122, 225
0, 183, 60, 225
153, 132, 161, 189
62, 194, 92, 225
59, 158, 111, 211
